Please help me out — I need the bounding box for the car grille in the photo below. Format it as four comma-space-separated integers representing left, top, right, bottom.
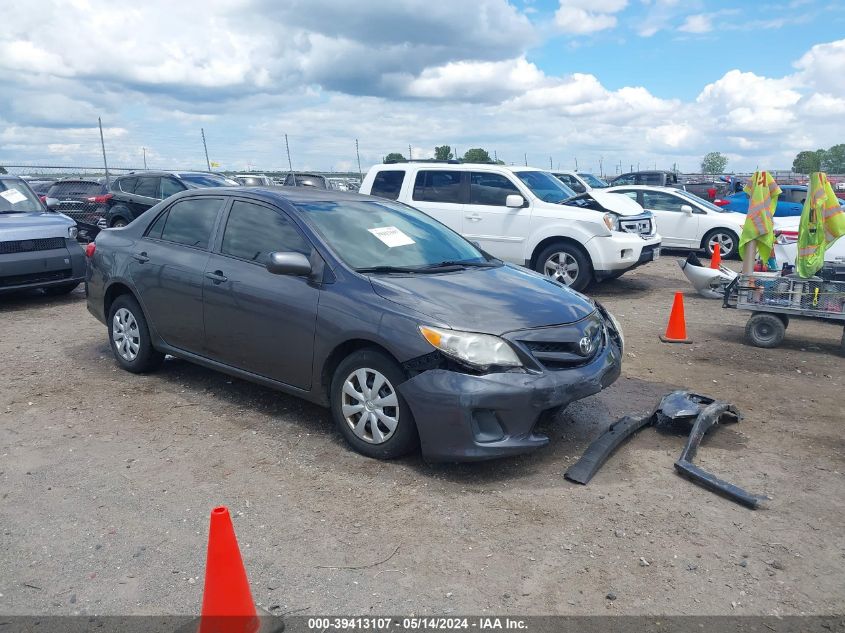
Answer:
619, 215, 653, 237
0, 269, 71, 288
511, 315, 605, 371
0, 237, 65, 254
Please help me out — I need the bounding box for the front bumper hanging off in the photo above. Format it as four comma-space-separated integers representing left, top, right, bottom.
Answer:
564, 390, 767, 509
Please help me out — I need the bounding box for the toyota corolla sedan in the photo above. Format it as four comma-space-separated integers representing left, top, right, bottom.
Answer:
86, 188, 623, 461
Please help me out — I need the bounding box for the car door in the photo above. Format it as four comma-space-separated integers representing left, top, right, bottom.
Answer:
639, 190, 699, 247
128, 176, 162, 219
202, 198, 320, 390
409, 169, 465, 233
463, 171, 530, 263
128, 196, 224, 353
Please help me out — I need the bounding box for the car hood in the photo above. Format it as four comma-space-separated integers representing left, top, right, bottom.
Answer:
0, 211, 74, 240
560, 190, 645, 216
369, 264, 596, 334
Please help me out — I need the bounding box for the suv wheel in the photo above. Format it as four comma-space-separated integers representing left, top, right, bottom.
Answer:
108, 295, 164, 373
534, 242, 592, 292
330, 349, 418, 459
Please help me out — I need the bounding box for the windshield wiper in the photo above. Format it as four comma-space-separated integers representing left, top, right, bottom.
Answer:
421, 260, 499, 269
354, 265, 425, 274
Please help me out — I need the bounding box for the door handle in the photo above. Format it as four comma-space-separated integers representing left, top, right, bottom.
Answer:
466, 213, 482, 221
205, 270, 228, 284
132, 252, 149, 263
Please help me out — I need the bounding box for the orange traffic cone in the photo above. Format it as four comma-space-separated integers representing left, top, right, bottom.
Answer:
710, 242, 721, 269
659, 292, 692, 344
199, 506, 259, 633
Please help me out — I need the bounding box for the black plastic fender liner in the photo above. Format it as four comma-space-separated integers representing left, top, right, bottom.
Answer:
675, 460, 764, 509
564, 414, 656, 484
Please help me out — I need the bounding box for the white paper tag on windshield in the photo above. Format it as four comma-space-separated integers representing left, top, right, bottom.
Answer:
0, 188, 27, 204
367, 226, 415, 248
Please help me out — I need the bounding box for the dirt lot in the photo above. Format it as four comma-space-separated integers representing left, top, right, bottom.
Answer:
1, 255, 844, 617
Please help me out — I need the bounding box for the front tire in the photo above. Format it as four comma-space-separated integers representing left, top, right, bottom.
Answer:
330, 349, 419, 459
108, 295, 164, 373
745, 312, 785, 348
703, 229, 738, 259
534, 242, 593, 292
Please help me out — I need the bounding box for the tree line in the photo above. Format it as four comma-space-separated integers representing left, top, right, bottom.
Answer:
792, 145, 845, 174
384, 146, 504, 164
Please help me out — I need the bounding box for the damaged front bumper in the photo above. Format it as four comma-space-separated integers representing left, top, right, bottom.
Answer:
398, 339, 621, 462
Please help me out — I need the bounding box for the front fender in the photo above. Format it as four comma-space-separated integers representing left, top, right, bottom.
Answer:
525, 220, 602, 265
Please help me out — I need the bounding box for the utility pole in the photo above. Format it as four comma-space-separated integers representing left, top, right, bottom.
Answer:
549, 156, 553, 170
98, 117, 110, 186
574, 156, 578, 170
201, 128, 211, 171
285, 134, 295, 186
599, 156, 603, 177
355, 139, 362, 181
408, 144, 413, 160
494, 150, 498, 163
524, 153, 527, 167
142, 147, 147, 170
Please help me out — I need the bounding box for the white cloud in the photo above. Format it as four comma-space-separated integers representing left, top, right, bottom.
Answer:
555, 0, 628, 35
678, 14, 712, 33
793, 39, 845, 97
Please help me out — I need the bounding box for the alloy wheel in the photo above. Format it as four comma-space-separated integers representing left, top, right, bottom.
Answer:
341, 368, 399, 444
708, 232, 734, 256
112, 308, 140, 361
544, 252, 580, 286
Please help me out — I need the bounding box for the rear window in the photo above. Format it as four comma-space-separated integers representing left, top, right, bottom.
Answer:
369, 170, 405, 200
47, 181, 104, 198
412, 170, 462, 203
118, 177, 138, 193
134, 177, 160, 198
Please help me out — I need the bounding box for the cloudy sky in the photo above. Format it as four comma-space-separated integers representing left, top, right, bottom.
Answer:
1, 0, 844, 174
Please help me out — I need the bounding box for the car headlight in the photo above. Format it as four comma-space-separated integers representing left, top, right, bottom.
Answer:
602, 212, 619, 231
604, 310, 625, 350
68, 226, 78, 239
419, 325, 522, 369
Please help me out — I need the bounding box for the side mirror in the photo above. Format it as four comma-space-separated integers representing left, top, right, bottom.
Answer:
45, 197, 59, 209
505, 194, 525, 208
266, 251, 312, 276
681, 204, 694, 215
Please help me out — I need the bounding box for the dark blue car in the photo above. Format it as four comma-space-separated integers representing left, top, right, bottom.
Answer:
721, 184, 845, 217
85, 187, 623, 461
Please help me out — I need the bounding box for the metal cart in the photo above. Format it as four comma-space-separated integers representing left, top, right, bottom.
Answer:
724, 272, 845, 353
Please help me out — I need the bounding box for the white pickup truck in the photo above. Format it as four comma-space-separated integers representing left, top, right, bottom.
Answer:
359, 162, 662, 291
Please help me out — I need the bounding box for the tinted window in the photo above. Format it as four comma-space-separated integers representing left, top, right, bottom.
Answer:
146, 209, 169, 240
222, 201, 310, 264
47, 181, 104, 198
370, 170, 405, 200
412, 170, 462, 203
642, 191, 684, 212
160, 177, 185, 198
613, 174, 636, 185
135, 177, 160, 198
159, 197, 222, 248
470, 172, 521, 206
177, 173, 237, 187
235, 176, 265, 186
641, 173, 664, 185
118, 177, 138, 194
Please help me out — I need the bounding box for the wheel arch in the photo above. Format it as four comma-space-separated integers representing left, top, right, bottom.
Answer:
529, 235, 594, 270
319, 339, 402, 405
103, 281, 138, 318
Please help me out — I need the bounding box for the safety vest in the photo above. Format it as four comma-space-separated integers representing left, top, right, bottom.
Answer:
796, 172, 845, 278
739, 170, 780, 262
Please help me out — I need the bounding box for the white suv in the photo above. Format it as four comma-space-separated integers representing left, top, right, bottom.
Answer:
359, 162, 661, 291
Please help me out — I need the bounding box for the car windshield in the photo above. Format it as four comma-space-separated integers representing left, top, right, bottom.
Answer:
236, 177, 265, 186
296, 198, 494, 272
675, 189, 729, 213
578, 173, 609, 188
178, 173, 237, 187
0, 179, 44, 213
516, 171, 575, 203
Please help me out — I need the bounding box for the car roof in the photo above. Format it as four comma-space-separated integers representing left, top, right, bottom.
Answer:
606, 184, 683, 191
178, 186, 371, 206
377, 162, 546, 174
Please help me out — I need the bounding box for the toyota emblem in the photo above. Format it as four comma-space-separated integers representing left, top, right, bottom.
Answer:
578, 335, 594, 356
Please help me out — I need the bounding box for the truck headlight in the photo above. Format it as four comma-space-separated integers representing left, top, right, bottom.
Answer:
419, 325, 522, 369
68, 226, 78, 239
603, 213, 619, 232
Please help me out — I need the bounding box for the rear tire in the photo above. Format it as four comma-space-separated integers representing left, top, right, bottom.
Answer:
703, 229, 738, 259
745, 312, 785, 348
44, 282, 79, 296
330, 349, 419, 459
108, 294, 164, 373
534, 242, 593, 292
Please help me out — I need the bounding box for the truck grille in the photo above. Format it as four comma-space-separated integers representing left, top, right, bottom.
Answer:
0, 238, 65, 254
619, 216, 653, 237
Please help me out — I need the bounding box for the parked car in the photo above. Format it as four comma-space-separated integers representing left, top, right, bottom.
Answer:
609, 170, 727, 201
44, 177, 110, 241
718, 185, 845, 217
359, 162, 661, 291
233, 174, 273, 186
282, 172, 330, 188
552, 171, 609, 193
0, 176, 85, 295
101, 171, 237, 228
606, 185, 790, 258
23, 178, 57, 199
86, 187, 624, 461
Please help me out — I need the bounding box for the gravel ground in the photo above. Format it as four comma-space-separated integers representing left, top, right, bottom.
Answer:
1, 255, 843, 616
